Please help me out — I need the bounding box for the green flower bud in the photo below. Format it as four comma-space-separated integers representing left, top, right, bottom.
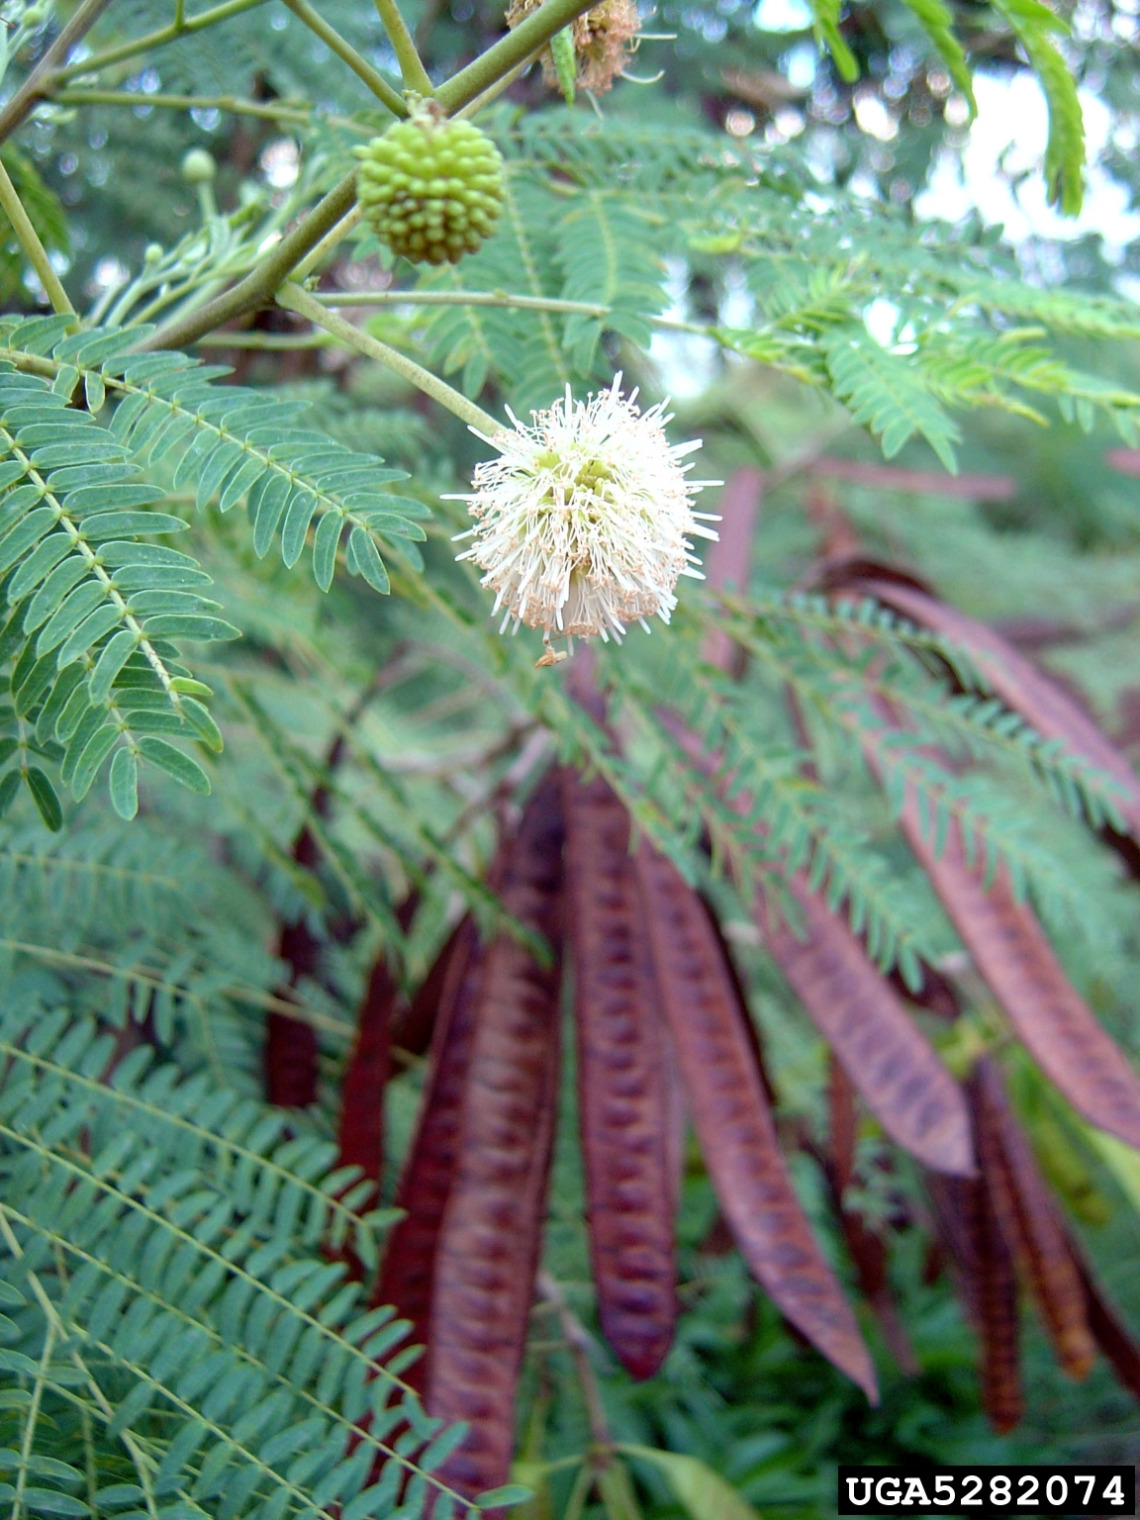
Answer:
181, 148, 217, 185
354, 106, 505, 267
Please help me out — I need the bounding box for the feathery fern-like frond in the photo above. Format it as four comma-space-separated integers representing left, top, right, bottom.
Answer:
0, 998, 480, 1519
0, 316, 429, 826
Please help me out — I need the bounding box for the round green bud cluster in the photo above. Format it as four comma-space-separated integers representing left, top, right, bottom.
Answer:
355, 110, 505, 267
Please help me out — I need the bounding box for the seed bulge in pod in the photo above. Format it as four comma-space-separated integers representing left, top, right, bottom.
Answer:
355, 108, 505, 266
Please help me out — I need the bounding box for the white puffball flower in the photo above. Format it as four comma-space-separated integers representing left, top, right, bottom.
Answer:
451, 377, 720, 643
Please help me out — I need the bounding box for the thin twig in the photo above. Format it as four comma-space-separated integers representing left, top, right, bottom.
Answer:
52, 0, 271, 85
310, 284, 710, 336
536, 1269, 612, 1449
56, 87, 318, 125
371, 0, 434, 93
280, 0, 406, 114
314, 286, 610, 317
0, 154, 74, 317
277, 281, 503, 433
0, 0, 115, 142
292, 201, 367, 282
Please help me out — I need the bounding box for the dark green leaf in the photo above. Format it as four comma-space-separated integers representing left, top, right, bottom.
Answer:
24, 766, 62, 830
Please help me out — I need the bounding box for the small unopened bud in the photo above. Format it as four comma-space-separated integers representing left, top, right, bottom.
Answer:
181, 148, 216, 184
144, 242, 163, 264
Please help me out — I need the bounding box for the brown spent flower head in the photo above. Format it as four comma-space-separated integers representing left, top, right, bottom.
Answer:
506, 0, 641, 95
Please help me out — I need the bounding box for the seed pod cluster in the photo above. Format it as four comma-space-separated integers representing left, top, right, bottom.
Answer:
355, 107, 505, 266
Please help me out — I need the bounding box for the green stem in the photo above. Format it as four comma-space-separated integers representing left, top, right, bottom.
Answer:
197, 330, 334, 347
142, 169, 360, 351
56, 86, 318, 125
372, 0, 434, 94
0, 154, 75, 318
54, 0, 271, 85
312, 286, 610, 316
0, 0, 115, 141
454, 51, 539, 119
310, 285, 708, 335
279, 0, 406, 115
291, 201, 366, 281
277, 281, 503, 434
435, 0, 601, 112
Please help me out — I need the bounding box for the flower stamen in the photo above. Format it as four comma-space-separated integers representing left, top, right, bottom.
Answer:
451, 376, 719, 652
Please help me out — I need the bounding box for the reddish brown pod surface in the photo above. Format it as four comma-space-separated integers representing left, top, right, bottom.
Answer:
859, 715, 1140, 1151
563, 764, 678, 1380
931, 1172, 1023, 1433
1076, 1254, 1140, 1402
758, 877, 973, 1176
971, 1057, 1096, 1380
371, 915, 486, 1382
851, 576, 1140, 851
664, 713, 972, 1177
426, 773, 565, 1501
635, 839, 879, 1402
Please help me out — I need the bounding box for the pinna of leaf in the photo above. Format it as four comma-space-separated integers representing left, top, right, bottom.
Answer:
0, 318, 427, 825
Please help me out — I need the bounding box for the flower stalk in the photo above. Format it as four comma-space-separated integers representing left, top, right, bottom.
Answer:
276, 281, 502, 435
371, 0, 435, 94
279, 0, 406, 115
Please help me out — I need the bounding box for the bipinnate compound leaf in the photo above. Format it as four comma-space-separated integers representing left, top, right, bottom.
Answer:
0, 1001, 445, 1513
824, 329, 961, 472
0, 315, 429, 824
849, 577, 1140, 850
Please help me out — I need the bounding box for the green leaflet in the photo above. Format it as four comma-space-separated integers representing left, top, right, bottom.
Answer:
989, 0, 1085, 214
621, 1447, 762, 1520
823, 328, 962, 472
